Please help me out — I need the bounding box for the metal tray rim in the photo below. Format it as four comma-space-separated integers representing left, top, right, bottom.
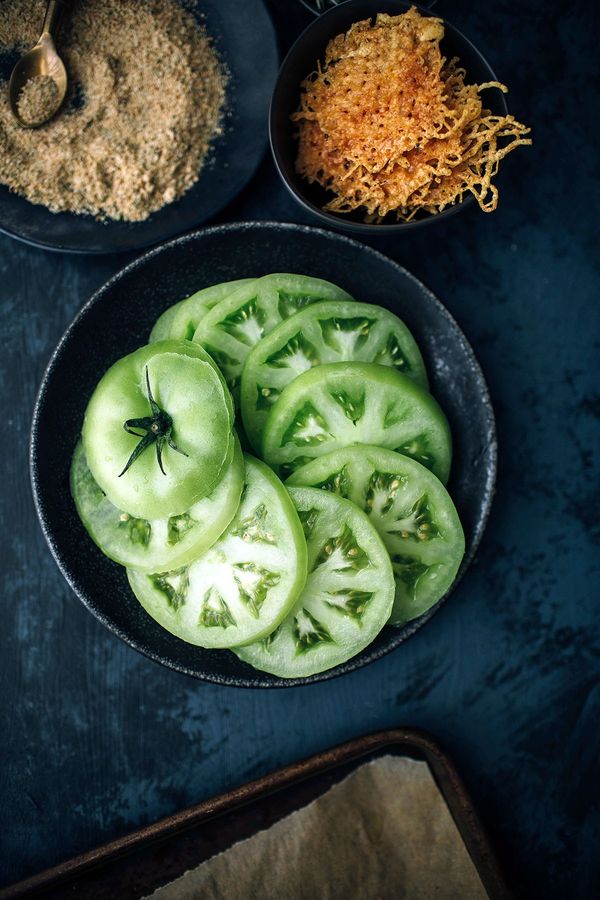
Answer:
0, 727, 511, 900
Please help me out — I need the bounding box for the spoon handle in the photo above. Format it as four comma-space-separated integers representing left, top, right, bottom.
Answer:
41, 0, 75, 38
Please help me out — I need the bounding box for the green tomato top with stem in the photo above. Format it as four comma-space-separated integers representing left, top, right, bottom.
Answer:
82, 341, 234, 520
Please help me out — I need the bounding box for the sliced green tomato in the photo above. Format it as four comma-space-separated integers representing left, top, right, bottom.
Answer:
149, 281, 253, 344
287, 445, 464, 624
167, 279, 254, 342
70, 437, 244, 572
194, 274, 353, 398
127, 455, 307, 649
82, 341, 234, 520
236, 486, 394, 678
261, 361, 452, 483
240, 300, 428, 452
149, 300, 187, 343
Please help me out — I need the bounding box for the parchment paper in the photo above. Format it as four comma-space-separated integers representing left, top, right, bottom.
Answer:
145, 755, 488, 899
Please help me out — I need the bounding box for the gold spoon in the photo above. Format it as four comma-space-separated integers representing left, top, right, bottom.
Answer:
9, 0, 74, 128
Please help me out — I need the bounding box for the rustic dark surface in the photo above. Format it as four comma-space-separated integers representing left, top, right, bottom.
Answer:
0, 0, 598, 897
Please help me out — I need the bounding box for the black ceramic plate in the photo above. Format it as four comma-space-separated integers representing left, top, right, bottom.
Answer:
0, 0, 277, 254
30, 222, 496, 687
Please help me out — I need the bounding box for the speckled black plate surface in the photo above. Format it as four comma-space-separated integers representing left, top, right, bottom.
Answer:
30, 222, 496, 687
0, 0, 277, 255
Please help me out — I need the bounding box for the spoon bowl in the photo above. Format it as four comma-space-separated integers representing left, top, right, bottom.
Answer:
9, 34, 67, 127
8, 0, 72, 128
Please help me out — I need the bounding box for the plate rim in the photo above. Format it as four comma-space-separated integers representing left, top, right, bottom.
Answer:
30, 220, 497, 687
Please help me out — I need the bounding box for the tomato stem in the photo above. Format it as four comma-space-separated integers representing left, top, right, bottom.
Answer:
118, 367, 188, 478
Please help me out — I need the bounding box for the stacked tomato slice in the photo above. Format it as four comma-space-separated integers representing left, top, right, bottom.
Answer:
72, 274, 465, 678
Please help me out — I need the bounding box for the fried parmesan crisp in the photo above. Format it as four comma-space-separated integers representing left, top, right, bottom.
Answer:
293, 8, 531, 221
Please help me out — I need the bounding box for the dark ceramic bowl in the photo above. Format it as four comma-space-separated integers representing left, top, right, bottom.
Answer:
0, 0, 277, 254
30, 221, 496, 687
270, 0, 509, 235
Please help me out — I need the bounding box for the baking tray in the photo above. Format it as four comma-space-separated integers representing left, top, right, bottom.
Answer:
0, 728, 512, 900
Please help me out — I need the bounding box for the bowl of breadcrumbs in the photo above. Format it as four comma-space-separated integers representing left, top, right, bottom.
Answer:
0, 0, 277, 252
270, 1, 531, 233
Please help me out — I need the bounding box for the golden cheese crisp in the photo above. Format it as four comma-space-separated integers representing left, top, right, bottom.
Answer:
293, 8, 531, 222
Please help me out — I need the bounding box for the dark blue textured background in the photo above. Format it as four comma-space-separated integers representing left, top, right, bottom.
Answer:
1, 0, 598, 896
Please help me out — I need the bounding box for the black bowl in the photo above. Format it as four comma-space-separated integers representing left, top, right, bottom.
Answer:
0, 0, 277, 254
270, 0, 509, 235
30, 221, 496, 687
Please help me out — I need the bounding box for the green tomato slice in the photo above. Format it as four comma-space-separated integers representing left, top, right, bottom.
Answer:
82, 341, 234, 520
166, 279, 254, 342
287, 445, 464, 625
70, 436, 244, 572
236, 486, 395, 678
149, 299, 188, 343
149, 281, 253, 343
240, 300, 428, 452
194, 274, 353, 397
261, 361, 452, 483
127, 455, 308, 649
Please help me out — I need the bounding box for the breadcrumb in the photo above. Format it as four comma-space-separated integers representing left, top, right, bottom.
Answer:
0, 0, 227, 221
17, 74, 60, 125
